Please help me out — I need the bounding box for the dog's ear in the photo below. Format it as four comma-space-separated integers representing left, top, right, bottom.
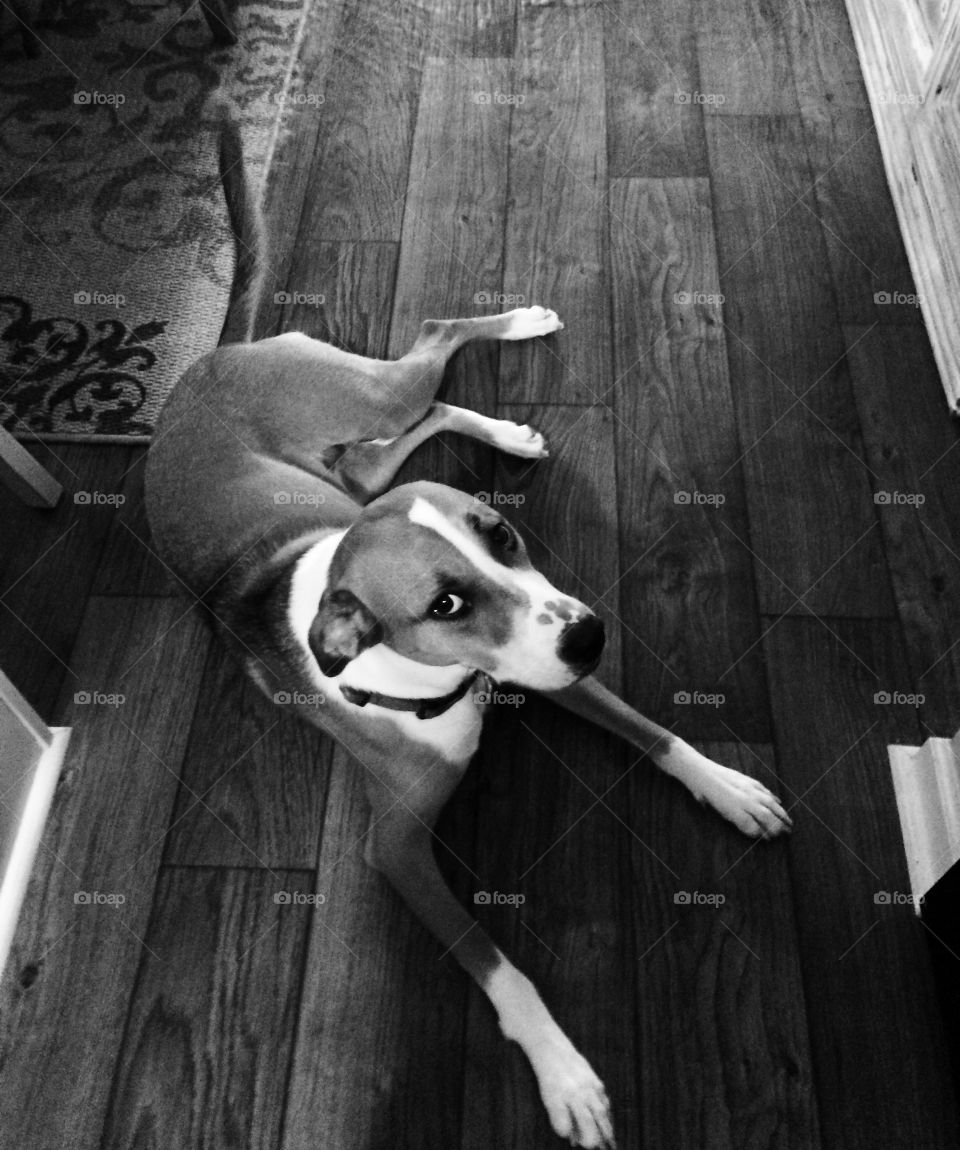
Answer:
308, 588, 383, 677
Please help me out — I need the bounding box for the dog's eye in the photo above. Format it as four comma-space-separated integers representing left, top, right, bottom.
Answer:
489, 523, 515, 551
429, 592, 469, 619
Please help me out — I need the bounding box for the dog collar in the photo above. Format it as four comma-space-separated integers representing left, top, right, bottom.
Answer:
339, 670, 488, 720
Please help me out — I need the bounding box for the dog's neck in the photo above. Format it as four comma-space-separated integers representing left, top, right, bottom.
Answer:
288, 530, 474, 698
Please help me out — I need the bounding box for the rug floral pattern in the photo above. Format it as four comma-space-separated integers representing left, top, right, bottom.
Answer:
0, 0, 307, 439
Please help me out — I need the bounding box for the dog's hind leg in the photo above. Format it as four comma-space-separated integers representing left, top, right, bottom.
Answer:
379, 307, 565, 415
398, 306, 563, 368
337, 402, 550, 500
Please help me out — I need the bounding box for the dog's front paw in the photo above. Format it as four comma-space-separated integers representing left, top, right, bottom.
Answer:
500, 305, 564, 340
490, 420, 549, 458
699, 764, 792, 838
535, 1043, 615, 1149
670, 750, 793, 838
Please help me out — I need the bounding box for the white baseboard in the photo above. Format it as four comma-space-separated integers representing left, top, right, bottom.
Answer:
844, 0, 960, 413
888, 728, 960, 908
0, 727, 70, 981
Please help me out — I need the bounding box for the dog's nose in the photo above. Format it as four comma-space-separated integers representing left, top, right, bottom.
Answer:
558, 615, 605, 671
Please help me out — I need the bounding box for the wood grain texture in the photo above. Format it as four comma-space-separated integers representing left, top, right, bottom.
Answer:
696, 0, 800, 115
289, 0, 428, 243
385, 55, 514, 494
609, 177, 770, 742
0, 598, 210, 1150
284, 239, 398, 355
462, 403, 632, 1146
389, 55, 511, 352
0, 444, 137, 718
101, 866, 311, 1150
604, 0, 707, 177
96, 447, 185, 597
251, 0, 347, 340
281, 746, 472, 1150
462, 697, 637, 1149
705, 114, 894, 617
628, 741, 820, 1150
844, 323, 960, 736
389, 55, 512, 419
162, 642, 334, 868
416, 0, 516, 57
802, 109, 921, 326
783, 0, 870, 114
764, 618, 960, 1148
501, 8, 609, 404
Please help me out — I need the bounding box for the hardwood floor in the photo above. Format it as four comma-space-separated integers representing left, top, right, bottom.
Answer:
3, 0, 960, 1146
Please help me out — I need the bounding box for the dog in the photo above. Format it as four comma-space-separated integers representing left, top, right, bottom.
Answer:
144, 109, 792, 1149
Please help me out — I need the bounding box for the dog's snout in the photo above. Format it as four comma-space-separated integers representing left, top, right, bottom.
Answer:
558, 615, 605, 671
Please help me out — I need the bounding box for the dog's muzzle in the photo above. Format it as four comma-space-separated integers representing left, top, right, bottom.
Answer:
558, 615, 606, 675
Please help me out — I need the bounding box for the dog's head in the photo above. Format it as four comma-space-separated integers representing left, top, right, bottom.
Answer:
308, 481, 605, 689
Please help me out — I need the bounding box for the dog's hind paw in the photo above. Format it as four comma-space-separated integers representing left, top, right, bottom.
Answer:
490, 420, 549, 458
499, 305, 564, 341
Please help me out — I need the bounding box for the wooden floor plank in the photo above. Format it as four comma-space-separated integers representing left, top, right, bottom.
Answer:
705, 114, 894, 617
462, 698, 638, 1149
629, 742, 820, 1150
845, 323, 960, 736
416, 0, 517, 58
765, 618, 960, 1148
609, 177, 770, 742
462, 404, 636, 1146
802, 109, 922, 326
162, 641, 334, 868
96, 446, 185, 597
283, 239, 398, 356
783, 0, 870, 115
501, 7, 609, 404
279, 57, 515, 1147
388, 54, 512, 418
0, 444, 138, 718
603, 0, 707, 178
0, 598, 210, 1150
101, 866, 311, 1150
251, 0, 347, 340
387, 55, 515, 492
696, 0, 799, 115
281, 746, 471, 1150
289, 0, 430, 243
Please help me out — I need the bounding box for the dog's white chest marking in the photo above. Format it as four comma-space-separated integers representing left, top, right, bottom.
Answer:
287, 532, 482, 760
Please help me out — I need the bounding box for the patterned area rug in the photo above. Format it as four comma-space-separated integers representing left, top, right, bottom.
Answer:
0, 0, 308, 441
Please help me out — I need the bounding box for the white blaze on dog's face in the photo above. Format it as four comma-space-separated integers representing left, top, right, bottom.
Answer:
310, 482, 605, 689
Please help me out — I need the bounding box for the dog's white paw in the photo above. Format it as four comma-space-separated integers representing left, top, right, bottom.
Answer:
490, 420, 549, 458
499, 305, 564, 341
537, 1045, 615, 1149
695, 762, 792, 838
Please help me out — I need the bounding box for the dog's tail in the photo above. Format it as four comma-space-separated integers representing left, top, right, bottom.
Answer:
213, 97, 266, 345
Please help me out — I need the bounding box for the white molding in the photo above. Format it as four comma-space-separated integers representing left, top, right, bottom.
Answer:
0, 668, 53, 750
844, 0, 960, 413
888, 729, 960, 909
0, 727, 70, 979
